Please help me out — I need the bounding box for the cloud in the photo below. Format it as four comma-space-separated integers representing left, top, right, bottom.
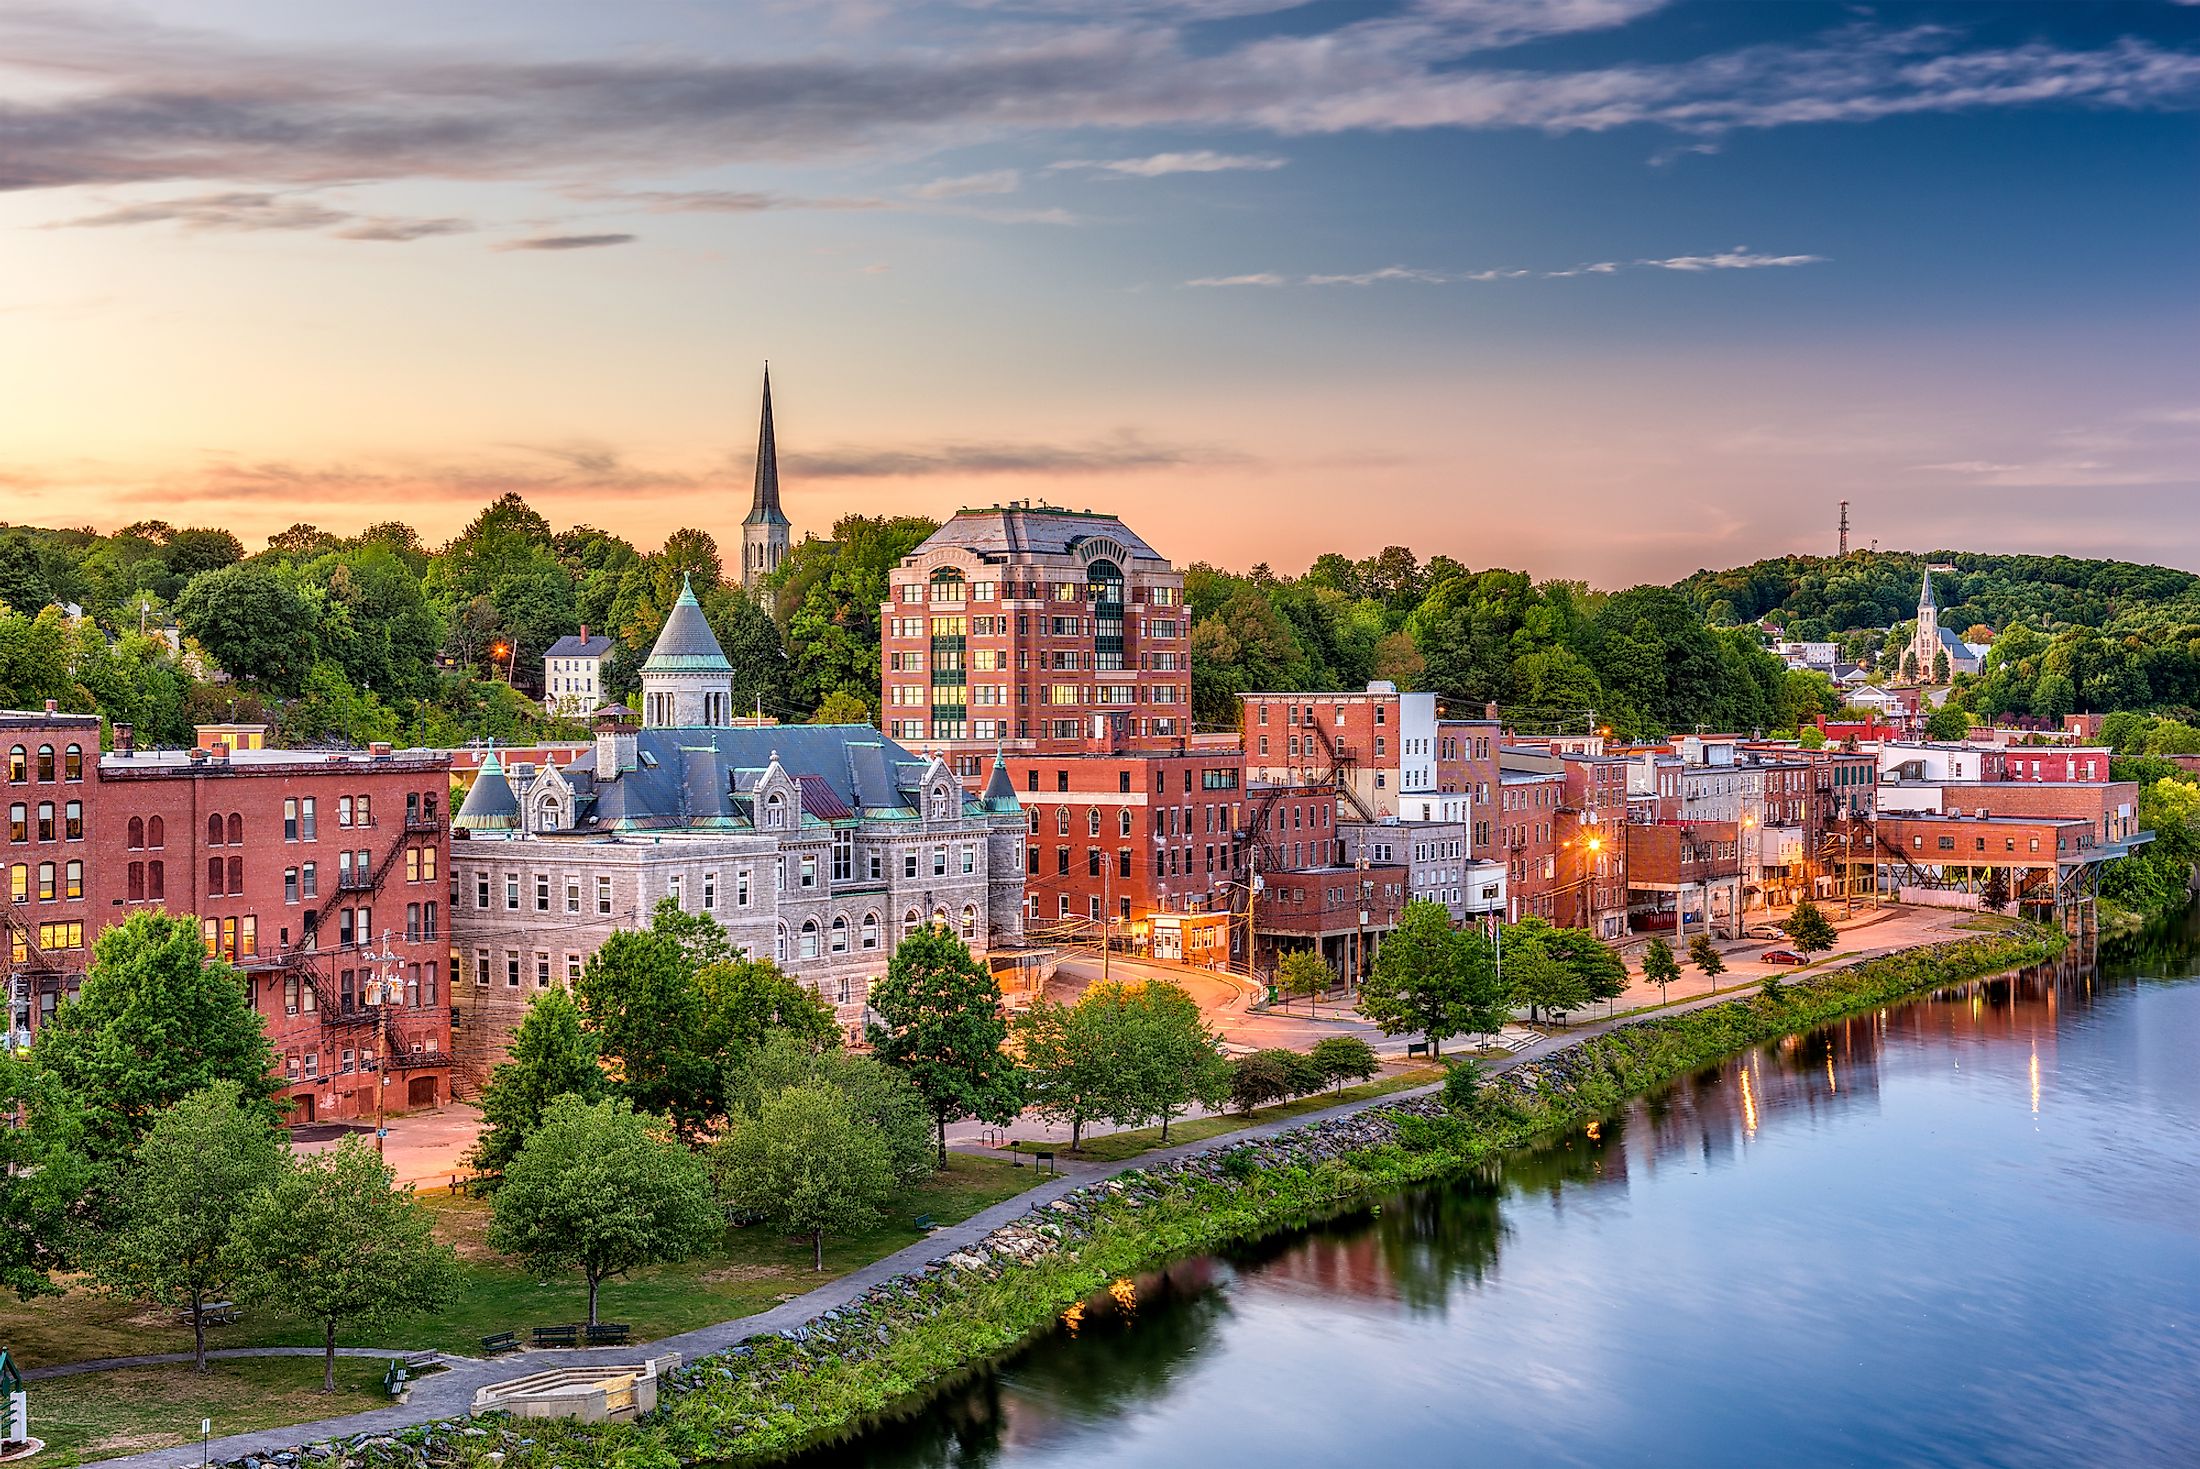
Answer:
565, 186, 887, 213
786, 430, 1246, 478
1642, 246, 1825, 270
495, 232, 637, 251
1048, 150, 1287, 177
1, 8, 2195, 196
1184, 249, 1824, 286
908, 168, 1021, 198
48, 188, 470, 241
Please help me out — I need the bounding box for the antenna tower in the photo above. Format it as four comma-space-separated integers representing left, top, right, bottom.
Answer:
1838, 501, 1850, 557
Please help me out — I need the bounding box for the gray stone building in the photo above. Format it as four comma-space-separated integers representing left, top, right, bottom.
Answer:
449, 583, 1024, 1087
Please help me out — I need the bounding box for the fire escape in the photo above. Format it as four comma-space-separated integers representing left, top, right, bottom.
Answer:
1240, 717, 1379, 874
0, 899, 66, 1043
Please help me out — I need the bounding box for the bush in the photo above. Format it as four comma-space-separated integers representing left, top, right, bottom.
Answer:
1229, 1049, 1325, 1113
1441, 1058, 1487, 1112
1308, 1035, 1379, 1091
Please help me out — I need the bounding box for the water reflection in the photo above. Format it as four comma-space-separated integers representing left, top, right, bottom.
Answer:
802, 933, 2200, 1469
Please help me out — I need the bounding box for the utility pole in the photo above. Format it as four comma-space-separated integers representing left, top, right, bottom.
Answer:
1101, 855, 1111, 984
1838, 500, 1850, 557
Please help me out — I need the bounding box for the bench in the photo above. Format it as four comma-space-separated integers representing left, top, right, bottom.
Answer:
533, 1324, 579, 1348
913, 1214, 936, 1232
1406, 1041, 1430, 1059
181, 1300, 239, 1327
584, 1323, 631, 1347
480, 1331, 519, 1356
383, 1361, 409, 1398
400, 1350, 441, 1372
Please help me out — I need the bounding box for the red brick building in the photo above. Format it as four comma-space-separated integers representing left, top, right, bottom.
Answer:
880, 503, 1189, 764
1436, 717, 1501, 855
0, 709, 102, 1037
94, 730, 455, 1123
1240, 683, 1441, 820
1496, 765, 1563, 922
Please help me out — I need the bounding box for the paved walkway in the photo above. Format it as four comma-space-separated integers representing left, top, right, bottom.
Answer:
87, 908, 1985, 1469
23, 1346, 438, 1383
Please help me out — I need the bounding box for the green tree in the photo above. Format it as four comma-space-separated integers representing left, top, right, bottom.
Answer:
1503, 931, 1590, 1024
172, 560, 318, 693
1641, 936, 1680, 999
811, 688, 871, 725
1308, 1035, 1379, 1092
1117, 980, 1229, 1142
1228, 1049, 1300, 1114
1529, 922, 1629, 1007
1012, 988, 1128, 1153
1924, 703, 1971, 741
715, 1081, 895, 1271
573, 921, 718, 1137
1359, 902, 1505, 1056
0, 1055, 90, 1304
96, 1082, 288, 1372
470, 987, 607, 1178
1782, 899, 1837, 955
696, 954, 840, 1060
725, 1033, 933, 1187
232, 1139, 458, 1391
1687, 933, 1726, 982
488, 1096, 719, 1324
1981, 868, 2012, 914
32, 912, 284, 1171
868, 925, 1022, 1166
1275, 949, 1332, 1000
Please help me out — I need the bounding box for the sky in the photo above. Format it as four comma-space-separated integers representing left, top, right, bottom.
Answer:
1, 0, 2198, 587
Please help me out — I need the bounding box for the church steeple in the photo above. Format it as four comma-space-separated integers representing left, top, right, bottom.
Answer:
1918, 565, 1936, 613
742, 365, 791, 593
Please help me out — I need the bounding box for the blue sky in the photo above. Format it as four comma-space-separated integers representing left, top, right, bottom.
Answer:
0, 0, 2196, 583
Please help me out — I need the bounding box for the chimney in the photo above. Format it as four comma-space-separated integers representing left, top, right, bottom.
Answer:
209, 741, 230, 763
114, 724, 134, 756
370, 741, 393, 758
580, 623, 588, 644
42, 699, 55, 714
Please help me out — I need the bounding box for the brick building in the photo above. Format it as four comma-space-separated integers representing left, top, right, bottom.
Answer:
1495, 764, 1563, 922
0, 709, 102, 1038
879, 503, 1189, 763
1241, 683, 1439, 820
1436, 717, 1501, 857
94, 729, 455, 1122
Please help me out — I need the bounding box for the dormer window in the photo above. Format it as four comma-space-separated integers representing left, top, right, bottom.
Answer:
765, 791, 787, 829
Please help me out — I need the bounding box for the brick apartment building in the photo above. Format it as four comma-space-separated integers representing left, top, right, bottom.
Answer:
880, 503, 1190, 764
1241, 682, 1439, 820
96, 728, 455, 1122
0, 708, 455, 1123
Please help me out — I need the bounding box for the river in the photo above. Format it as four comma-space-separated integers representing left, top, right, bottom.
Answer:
802, 919, 2200, 1469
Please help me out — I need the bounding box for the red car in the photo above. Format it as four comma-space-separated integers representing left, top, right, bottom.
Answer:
1761, 948, 1808, 966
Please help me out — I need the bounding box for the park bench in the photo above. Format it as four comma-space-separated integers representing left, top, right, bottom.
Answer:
180, 1301, 239, 1327
480, 1331, 519, 1356
383, 1361, 409, 1398
913, 1214, 936, 1232
401, 1350, 441, 1372
1406, 1041, 1430, 1059
533, 1324, 579, 1348
584, 1323, 631, 1347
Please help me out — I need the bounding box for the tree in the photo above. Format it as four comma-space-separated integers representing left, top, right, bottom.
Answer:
1687, 933, 1726, 982
1924, 703, 1971, 741
716, 1082, 895, 1271
811, 689, 870, 725
488, 1096, 719, 1324
1308, 1035, 1379, 1092
1228, 1050, 1300, 1113
232, 1139, 457, 1391
1359, 902, 1505, 1056
1782, 899, 1837, 956
1012, 989, 1127, 1153
868, 925, 1022, 1166
725, 1033, 933, 1187
1506, 942, 1589, 1024
32, 912, 284, 1171
696, 954, 840, 1060
96, 1082, 288, 1372
1275, 949, 1332, 1000
1641, 936, 1680, 1000
172, 560, 319, 693
1981, 868, 2011, 914
0, 1055, 90, 1304
1116, 981, 1229, 1142
1798, 725, 1828, 750
1530, 922, 1629, 1007
470, 987, 607, 1178
573, 921, 718, 1137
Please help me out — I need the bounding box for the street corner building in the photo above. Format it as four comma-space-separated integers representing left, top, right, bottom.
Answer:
0, 704, 456, 1124
447, 579, 1028, 1088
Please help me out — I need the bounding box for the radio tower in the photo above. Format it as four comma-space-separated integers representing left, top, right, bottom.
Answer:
1838, 501, 1850, 557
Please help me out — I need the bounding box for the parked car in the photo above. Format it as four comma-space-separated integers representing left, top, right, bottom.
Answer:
1744, 924, 1784, 940
1760, 948, 1808, 966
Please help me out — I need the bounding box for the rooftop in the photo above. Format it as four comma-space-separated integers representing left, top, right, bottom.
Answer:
911, 502, 1168, 566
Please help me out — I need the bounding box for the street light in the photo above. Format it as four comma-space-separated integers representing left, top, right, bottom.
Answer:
364, 933, 403, 1155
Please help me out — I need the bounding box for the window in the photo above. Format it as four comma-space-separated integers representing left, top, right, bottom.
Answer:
301, 798, 316, 840
800, 920, 820, 959
148, 860, 165, 900
566, 953, 583, 984
284, 799, 298, 841
565, 876, 581, 913
536, 953, 551, 988
862, 912, 880, 949
737, 868, 751, 908
597, 875, 613, 915
62, 744, 81, 781
6, 805, 20, 843
961, 904, 978, 940
505, 874, 519, 910
904, 851, 919, 879
703, 871, 718, 910
36, 862, 54, 900
339, 796, 353, 828
800, 855, 817, 889
535, 874, 550, 911
5, 747, 20, 783
34, 746, 52, 782
475, 947, 490, 986
506, 952, 521, 987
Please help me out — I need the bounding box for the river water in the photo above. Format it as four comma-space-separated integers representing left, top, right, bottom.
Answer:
807, 919, 2200, 1469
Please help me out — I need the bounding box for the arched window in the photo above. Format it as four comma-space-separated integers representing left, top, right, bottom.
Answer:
903, 908, 920, 938
800, 920, 820, 960
960, 904, 977, 941
774, 923, 788, 962
1119, 809, 1133, 838
932, 907, 948, 932
830, 916, 848, 954
1056, 808, 1069, 835
7, 865, 24, 902
765, 791, 785, 830
861, 912, 880, 950
226, 813, 243, 845
35, 746, 53, 782
207, 815, 224, 847
6, 747, 22, 782
148, 816, 165, 848
1087, 808, 1101, 837
62, 745, 81, 781
128, 816, 144, 850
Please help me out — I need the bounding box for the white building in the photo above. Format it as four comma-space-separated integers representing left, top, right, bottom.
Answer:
542, 627, 614, 717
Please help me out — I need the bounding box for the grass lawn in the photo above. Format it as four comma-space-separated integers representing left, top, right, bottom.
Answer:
1005, 1066, 1444, 1163
35, 1357, 387, 1466
0, 1153, 1039, 1367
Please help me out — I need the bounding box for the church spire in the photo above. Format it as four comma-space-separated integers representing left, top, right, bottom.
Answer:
745, 364, 789, 530
1919, 564, 1936, 612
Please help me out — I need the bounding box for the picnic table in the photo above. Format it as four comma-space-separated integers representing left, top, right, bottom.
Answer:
180, 1301, 239, 1327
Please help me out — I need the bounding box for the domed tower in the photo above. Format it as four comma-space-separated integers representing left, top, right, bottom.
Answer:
639, 575, 734, 728
742, 366, 791, 594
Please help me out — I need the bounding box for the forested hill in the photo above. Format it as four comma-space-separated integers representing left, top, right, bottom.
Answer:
1677, 551, 2200, 641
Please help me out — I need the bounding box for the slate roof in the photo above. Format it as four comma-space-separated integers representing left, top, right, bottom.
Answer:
454, 751, 521, 830
554, 723, 974, 832
545, 634, 614, 659
745, 366, 790, 529
640, 577, 733, 674
980, 753, 1021, 815
914, 504, 1166, 565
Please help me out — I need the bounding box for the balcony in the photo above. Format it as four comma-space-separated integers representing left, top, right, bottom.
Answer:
404, 814, 445, 833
